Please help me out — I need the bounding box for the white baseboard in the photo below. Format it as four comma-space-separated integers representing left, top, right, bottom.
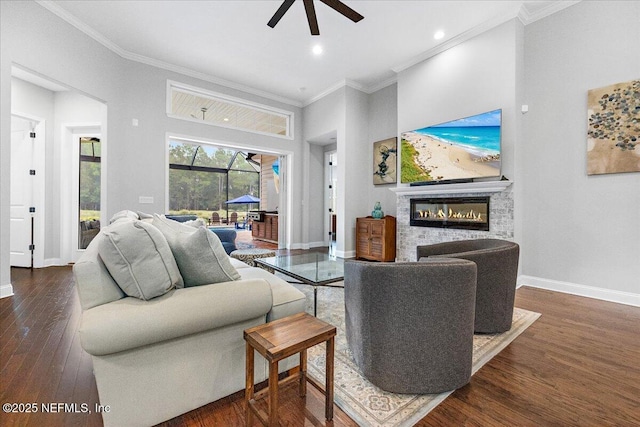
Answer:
1, 283, 14, 299
298, 241, 327, 250
290, 242, 335, 250
335, 249, 356, 259
518, 275, 640, 307
44, 258, 64, 267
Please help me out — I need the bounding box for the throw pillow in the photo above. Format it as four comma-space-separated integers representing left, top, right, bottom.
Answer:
98, 220, 184, 300
183, 218, 206, 228
109, 210, 139, 224
152, 215, 241, 287
137, 211, 154, 222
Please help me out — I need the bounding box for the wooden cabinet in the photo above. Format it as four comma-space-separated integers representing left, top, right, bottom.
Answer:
251, 214, 278, 243
356, 216, 396, 262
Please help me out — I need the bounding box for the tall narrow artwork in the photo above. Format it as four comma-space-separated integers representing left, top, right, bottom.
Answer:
373, 137, 397, 185
587, 79, 639, 175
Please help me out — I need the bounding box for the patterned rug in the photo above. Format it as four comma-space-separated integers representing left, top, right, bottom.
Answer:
236, 241, 255, 250
290, 283, 540, 427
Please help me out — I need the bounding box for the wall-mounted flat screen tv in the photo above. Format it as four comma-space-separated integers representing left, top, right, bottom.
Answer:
401, 109, 502, 184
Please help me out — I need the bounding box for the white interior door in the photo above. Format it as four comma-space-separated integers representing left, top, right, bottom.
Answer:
10, 116, 39, 267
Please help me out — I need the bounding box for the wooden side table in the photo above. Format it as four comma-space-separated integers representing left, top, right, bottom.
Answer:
244, 312, 337, 426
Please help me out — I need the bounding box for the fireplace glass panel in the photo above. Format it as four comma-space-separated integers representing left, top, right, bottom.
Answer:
410, 197, 489, 231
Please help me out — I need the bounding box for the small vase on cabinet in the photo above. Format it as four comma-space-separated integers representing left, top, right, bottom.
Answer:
371, 202, 384, 219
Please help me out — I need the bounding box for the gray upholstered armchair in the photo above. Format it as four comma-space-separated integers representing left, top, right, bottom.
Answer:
417, 238, 520, 333
344, 259, 477, 394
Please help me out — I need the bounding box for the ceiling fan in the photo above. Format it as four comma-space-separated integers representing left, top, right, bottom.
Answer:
267, 0, 364, 36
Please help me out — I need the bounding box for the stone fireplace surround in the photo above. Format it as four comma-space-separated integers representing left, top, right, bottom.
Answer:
392, 182, 514, 262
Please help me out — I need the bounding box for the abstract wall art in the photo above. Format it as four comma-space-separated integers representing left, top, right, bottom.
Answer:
373, 137, 397, 184
587, 79, 639, 175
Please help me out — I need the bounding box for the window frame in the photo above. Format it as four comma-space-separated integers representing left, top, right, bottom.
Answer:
167, 80, 294, 140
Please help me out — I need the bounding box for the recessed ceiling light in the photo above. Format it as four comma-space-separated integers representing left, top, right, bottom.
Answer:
434, 30, 445, 40
312, 44, 323, 55
223, 118, 229, 122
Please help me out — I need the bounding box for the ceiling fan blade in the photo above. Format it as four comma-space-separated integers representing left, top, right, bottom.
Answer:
319, 0, 364, 23
303, 0, 320, 35
267, 0, 296, 28
303, 0, 320, 36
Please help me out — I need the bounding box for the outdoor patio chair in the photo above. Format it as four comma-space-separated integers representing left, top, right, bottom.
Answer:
211, 212, 221, 225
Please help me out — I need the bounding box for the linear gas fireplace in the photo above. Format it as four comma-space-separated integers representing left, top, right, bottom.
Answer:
410, 196, 490, 231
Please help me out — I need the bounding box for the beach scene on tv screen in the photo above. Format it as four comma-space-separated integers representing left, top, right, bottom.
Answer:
401, 109, 502, 183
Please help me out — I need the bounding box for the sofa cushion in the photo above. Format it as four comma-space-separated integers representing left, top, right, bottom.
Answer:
152, 215, 241, 287
229, 256, 251, 269
79, 278, 273, 356
98, 220, 184, 300
184, 218, 206, 227
237, 267, 306, 321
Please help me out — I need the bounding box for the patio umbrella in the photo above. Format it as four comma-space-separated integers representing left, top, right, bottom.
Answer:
225, 194, 260, 222
225, 194, 260, 205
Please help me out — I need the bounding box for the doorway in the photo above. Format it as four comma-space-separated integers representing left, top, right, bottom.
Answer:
166, 136, 292, 250
325, 151, 337, 257
10, 114, 45, 268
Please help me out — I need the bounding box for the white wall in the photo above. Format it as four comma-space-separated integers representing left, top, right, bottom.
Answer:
54, 90, 105, 263
521, 1, 640, 299
302, 88, 345, 251
307, 143, 325, 246
398, 19, 519, 183
0, 1, 306, 289
342, 87, 371, 256
0, 2, 11, 293
394, 3, 638, 304
368, 83, 398, 217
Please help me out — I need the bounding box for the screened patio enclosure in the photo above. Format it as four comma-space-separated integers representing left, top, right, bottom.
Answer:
168, 140, 261, 224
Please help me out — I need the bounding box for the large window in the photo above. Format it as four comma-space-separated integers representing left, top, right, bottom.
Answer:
168, 81, 293, 138
168, 140, 260, 224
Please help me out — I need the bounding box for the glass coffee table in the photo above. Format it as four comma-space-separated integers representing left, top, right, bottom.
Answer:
254, 253, 344, 316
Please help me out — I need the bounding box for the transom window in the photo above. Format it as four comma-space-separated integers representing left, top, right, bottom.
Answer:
168, 81, 293, 138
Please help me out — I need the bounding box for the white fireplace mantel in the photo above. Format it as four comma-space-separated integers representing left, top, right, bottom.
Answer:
389, 180, 512, 196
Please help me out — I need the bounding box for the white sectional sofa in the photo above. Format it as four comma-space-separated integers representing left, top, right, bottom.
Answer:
73, 213, 306, 427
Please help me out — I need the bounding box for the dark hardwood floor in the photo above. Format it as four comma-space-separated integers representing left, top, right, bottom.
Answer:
1, 254, 639, 426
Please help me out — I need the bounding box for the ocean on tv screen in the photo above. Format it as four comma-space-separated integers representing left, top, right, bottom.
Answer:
401, 109, 502, 183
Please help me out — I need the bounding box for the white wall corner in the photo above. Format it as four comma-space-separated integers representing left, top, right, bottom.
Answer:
518, 275, 640, 308
1, 283, 14, 299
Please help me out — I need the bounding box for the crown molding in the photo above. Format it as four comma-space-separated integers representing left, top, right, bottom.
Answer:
302, 79, 348, 107
517, 1, 581, 25
365, 76, 398, 94
391, 8, 520, 74
35, 0, 304, 108
302, 76, 398, 107
36, 0, 581, 111
391, 1, 581, 74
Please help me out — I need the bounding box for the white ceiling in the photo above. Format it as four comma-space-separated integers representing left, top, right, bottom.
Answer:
38, 0, 579, 106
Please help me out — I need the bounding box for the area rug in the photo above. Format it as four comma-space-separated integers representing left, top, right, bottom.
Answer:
291, 283, 540, 427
